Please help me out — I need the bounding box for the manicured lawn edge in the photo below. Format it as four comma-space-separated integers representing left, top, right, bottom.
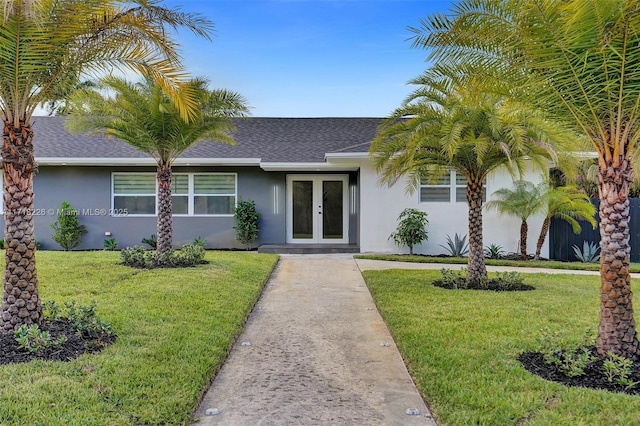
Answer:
355, 253, 640, 273
363, 269, 640, 425
0, 251, 279, 426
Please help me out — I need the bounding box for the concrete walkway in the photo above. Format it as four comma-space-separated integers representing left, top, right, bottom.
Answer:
193, 254, 436, 425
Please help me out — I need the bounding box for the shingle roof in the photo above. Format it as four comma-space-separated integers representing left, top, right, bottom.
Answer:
31, 116, 383, 163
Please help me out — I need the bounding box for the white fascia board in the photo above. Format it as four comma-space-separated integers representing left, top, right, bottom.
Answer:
324, 152, 369, 162
260, 162, 358, 172
36, 157, 262, 167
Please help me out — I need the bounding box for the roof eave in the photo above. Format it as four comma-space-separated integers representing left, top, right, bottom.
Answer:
36, 157, 263, 166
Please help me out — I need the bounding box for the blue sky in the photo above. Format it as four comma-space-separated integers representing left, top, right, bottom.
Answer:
162, 0, 452, 117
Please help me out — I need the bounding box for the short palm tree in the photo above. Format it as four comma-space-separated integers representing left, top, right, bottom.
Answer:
66, 76, 249, 262
485, 181, 547, 260
0, 0, 213, 331
413, 0, 640, 359
370, 69, 574, 285
534, 186, 596, 260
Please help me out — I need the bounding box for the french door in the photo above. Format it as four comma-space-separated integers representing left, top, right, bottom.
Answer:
286, 175, 349, 243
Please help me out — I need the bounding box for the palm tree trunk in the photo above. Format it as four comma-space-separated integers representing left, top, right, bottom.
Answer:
520, 220, 528, 260
0, 120, 42, 332
596, 158, 639, 360
534, 216, 551, 260
466, 180, 486, 285
155, 164, 173, 264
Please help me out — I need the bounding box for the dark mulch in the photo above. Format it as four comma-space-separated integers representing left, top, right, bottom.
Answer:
0, 318, 116, 365
519, 348, 640, 396
433, 278, 535, 291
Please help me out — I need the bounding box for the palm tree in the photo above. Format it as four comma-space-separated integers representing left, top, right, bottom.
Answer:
534, 186, 596, 260
66, 76, 249, 262
485, 181, 546, 260
370, 69, 574, 285
413, 0, 640, 359
0, 0, 213, 332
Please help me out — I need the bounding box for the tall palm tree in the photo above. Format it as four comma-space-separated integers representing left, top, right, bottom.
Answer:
0, 0, 213, 332
66, 76, 249, 262
534, 186, 597, 260
370, 69, 574, 285
413, 0, 640, 359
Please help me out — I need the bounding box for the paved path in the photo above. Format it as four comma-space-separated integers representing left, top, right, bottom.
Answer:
193, 254, 436, 425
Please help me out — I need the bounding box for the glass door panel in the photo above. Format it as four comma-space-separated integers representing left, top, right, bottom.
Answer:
292, 180, 314, 239
322, 180, 344, 240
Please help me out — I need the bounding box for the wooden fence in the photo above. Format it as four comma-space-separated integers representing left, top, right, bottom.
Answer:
549, 198, 640, 262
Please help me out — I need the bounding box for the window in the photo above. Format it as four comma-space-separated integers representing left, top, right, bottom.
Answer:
194, 174, 236, 215
420, 171, 485, 203
112, 173, 237, 216
113, 174, 156, 215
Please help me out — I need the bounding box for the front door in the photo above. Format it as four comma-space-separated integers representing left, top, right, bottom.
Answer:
286, 175, 349, 243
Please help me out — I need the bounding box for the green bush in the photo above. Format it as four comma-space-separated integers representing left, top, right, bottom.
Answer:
440, 233, 469, 257
121, 244, 205, 268
158, 243, 206, 267
103, 237, 118, 251
14, 324, 67, 354
141, 234, 157, 249
234, 199, 261, 249
120, 246, 155, 268
50, 201, 86, 250
388, 208, 429, 255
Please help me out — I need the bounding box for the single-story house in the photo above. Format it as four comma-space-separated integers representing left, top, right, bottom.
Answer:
26, 116, 548, 255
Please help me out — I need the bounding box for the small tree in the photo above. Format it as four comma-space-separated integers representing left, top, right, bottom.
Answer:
51, 201, 86, 251
389, 208, 429, 255
234, 199, 261, 250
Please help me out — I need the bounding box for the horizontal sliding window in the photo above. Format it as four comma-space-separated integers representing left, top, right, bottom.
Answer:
194, 174, 236, 215
172, 174, 189, 215
113, 174, 156, 215
420, 171, 485, 203
112, 173, 237, 216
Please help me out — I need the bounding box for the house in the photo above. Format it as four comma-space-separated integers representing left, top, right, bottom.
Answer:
28, 116, 548, 255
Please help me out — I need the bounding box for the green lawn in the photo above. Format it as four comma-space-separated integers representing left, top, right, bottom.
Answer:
0, 251, 278, 426
355, 253, 640, 272
363, 269, 640, 425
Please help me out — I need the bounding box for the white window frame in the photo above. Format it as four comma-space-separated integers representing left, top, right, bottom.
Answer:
111, 172, 237, 217
419, 171, 485, 203
112, 172, 157, 217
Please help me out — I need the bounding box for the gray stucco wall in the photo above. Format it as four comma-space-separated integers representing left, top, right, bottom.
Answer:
32, 166, 287, 250
29, 166, 360, 250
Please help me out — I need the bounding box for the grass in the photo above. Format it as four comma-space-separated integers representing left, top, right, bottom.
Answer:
363, 269, 640, 425
0, 250, 278, 425
355, 253, 640, 273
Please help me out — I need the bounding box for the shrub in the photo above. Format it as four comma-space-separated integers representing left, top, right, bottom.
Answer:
234, 199, 261, 249
158, 243, 206, 267
573, 241, 601, 263
603, 352, 636, 389
103, 237, 118, 251
14, 324, 67, 354
538, 327, 597, 377
50, 201, 86, 250
122, 243, 205, 268
439, 233, 469, 257
193, 236, 206, 247
484, 243, 505, 259
121, 245, 155, 268
388, 208, 429, 255
63, 300, 113, 335
141, 234, 157, 249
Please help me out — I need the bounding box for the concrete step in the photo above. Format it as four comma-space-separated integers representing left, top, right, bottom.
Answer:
258, 244, 360, 254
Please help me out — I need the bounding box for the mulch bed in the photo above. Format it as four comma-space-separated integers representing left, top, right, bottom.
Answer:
433, 278, 535, 291
519, 348, 640, 396
0, 318, 116, 365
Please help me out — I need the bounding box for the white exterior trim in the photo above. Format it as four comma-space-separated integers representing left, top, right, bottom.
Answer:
37, 157, 262, 166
